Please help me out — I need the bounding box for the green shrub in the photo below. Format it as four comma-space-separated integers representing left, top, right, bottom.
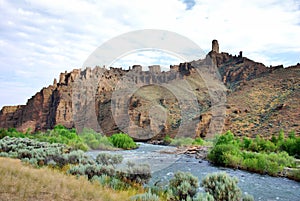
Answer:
68, 164, 116, 180
208, 144, 241, 166
223, 152, 243, 169
242, 194, 254, 201
0, 136, 95, 168
125, 163, 152, 185
280, 137, 300, 158
193, 193, 215, 201
278, 129, 285, 142
63, 150, 94, 165
80, 128, 114, 150
168, 171, 199, 201
201, 172, 242, 201
193, 137, 205, 146
242, 157, 258, 172
92, 174, 131, 190
109, 133, 137, 149
214, 131, 236, 146
96, 153, 123, 168
170, 137, 195, 147
130, 190, 160, 201
106, 177, 129, 190
163, 135, 172, 144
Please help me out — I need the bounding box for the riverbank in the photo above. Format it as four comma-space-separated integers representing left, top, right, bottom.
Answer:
157, 132, 300, 182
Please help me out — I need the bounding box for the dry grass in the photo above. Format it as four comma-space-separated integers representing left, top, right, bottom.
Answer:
0, 157, 143, 201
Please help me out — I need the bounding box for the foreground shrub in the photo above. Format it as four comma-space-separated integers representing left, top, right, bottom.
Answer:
242, 194, 255, 201
168, 171, 199, 201
193, 193, 215, 201
0, 136, 94, 167
201, 172, 242, 201
96, 153, 123, 168
92, 175, 130, 190
125, 162, 152, 185
130, 190, 159, 201
109, 133, 137, 149
68, 153, 151, 186
68, 164, 115, 180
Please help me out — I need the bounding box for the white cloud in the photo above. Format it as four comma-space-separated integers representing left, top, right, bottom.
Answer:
0, 0, 299, 108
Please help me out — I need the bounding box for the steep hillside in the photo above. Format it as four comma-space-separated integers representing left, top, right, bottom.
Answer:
0, 40, 299, 139
225, 65, 300, 137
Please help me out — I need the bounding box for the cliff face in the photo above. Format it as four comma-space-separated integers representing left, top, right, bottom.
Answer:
0, 70, 80, 132
0, 40, 299, 139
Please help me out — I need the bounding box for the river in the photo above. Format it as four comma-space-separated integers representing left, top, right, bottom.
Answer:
87, 143, 300, 201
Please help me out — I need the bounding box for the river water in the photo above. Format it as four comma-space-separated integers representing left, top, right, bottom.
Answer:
87, 143, 300, 201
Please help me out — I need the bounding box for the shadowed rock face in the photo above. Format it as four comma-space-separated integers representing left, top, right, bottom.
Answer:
1, 40, 299, 139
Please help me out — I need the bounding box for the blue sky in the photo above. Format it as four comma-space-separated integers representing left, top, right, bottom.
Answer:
0, 0, 300, 108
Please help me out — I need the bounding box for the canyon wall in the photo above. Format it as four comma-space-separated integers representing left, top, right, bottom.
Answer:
1, 40, 299, 139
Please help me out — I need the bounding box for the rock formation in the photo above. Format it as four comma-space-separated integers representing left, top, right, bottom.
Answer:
212, 39, 219, 53
0, 40, 299, 139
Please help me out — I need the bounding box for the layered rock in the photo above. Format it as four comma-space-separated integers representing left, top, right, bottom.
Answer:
0, 40, 299, 139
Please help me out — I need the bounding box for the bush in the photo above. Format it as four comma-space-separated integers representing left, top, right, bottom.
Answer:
130, 190, 160, 201
109, 133, 137, 149
80, 128, 114, 150
193, 137, 205, 146
240, 151, 295, 175
0, 136, 95, 168
168, 171, 199, 201
208, 144, 241, 166
201, 172, 242, 201
163, 135, 172, 145
96, 153, 123, 168
242, 194, 254, 201
193, 193, 215, 201
214, 131, 236, 146
170, 137, 195, 147
280, 137, 300, 158
125, 163, 152, 185
68, 164, 116, 180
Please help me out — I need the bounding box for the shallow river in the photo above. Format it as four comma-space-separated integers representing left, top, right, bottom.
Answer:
87, 143, 300, 201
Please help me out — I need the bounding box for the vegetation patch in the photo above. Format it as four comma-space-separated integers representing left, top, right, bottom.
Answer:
165, 136, 205, 147
165, 171, 253, 201
109, 133, 138, 149
208, 130, 300, 180
0, 126, 138, 151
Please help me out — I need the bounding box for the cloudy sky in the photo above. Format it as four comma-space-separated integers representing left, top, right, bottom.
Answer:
0, 0, 300, 108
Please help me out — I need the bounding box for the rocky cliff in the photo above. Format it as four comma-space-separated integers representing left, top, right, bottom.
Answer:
0, 40, 299, 139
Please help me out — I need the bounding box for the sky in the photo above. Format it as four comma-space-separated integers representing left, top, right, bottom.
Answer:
0, 0, 300, 108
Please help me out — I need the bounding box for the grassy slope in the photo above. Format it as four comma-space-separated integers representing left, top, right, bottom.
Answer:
0, 157, 141, 201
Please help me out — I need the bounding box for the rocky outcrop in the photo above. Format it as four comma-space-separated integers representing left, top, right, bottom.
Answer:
0, 69, 81, 132
0, 40, 299, 139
